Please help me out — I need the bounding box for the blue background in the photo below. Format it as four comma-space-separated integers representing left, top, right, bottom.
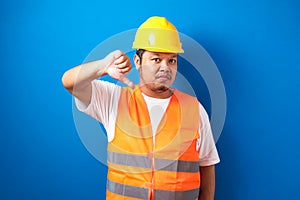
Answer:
1, 0, 299, 199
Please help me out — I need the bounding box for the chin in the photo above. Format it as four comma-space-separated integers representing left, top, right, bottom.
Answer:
152, 83, 170, 92
141, 81, 171, 93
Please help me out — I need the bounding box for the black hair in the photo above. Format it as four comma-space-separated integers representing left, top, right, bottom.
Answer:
135, 49, 145, 64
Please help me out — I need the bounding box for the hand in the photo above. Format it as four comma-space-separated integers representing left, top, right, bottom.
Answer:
103, 50, 135, 89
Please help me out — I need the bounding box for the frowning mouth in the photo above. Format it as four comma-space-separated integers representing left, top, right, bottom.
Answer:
155, 74, 171, 81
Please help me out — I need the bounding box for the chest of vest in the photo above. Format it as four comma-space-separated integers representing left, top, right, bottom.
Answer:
107, 87, 201, 200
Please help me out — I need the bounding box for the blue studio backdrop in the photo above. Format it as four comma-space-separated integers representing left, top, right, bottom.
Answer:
1, 0, 299, 199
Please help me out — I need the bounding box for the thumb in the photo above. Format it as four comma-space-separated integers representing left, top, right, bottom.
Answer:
119, 76, 135, 89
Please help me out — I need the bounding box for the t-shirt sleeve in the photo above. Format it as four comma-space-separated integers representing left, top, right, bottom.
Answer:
198, 103, 220, 166
75, 80, 121, 135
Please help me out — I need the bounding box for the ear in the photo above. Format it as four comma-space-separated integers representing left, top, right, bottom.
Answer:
134, 54, 141, 70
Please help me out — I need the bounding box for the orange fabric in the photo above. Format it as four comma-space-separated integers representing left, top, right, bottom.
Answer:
107, 87, 200, 199
154, 170, 200, 191
107, 163, 152, 186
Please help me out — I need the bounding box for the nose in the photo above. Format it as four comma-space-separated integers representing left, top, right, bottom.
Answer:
159, 60, 171, 72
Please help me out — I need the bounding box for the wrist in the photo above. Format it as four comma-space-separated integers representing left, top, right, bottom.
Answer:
95, 59, 109, 77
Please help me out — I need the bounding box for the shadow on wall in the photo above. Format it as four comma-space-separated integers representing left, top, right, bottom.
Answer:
188, 32, 246, 200
215, 125, 242, 200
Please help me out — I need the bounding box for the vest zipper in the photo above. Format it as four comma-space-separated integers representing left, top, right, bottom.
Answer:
150, 132, 156, 200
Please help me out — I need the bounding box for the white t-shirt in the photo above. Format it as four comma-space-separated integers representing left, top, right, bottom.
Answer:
76, 80, 220, 166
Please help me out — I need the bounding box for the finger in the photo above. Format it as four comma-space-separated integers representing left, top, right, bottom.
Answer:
119, 76, 135, 89
118, 65, 132, 73
105, 50, 122, 67
114, 55, 127, 65
112, 50, 123, 59
116, 60, 132, 70
117, 67, 131, 74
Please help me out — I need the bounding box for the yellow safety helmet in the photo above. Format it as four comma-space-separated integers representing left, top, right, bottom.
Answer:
132, 16, 184, 53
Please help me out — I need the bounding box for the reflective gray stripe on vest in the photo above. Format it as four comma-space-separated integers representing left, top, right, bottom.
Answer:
108, 151, 199, 172
107, 179, 149, 199
154, 188, 199, 200
107, 151, 151, 168
107, 179, 199, 200
155, 158, 199, 172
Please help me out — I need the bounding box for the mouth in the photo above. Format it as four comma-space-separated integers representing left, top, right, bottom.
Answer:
156, 74, 172, 81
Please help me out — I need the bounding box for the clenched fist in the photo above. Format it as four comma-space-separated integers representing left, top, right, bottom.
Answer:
103, 50, 135, 89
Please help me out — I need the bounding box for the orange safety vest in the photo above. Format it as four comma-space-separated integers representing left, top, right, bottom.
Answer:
106, 87, 201, 200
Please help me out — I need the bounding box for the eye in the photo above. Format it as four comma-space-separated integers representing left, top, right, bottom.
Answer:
169, 59, 177, 64
151, 58, 161, 63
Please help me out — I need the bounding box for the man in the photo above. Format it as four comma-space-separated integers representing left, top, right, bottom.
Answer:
62, 16, 220, 200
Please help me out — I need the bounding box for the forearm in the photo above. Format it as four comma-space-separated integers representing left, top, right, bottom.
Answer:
62, 59, 106, 93
62, 50, 133, 105
199, 165, 215, 200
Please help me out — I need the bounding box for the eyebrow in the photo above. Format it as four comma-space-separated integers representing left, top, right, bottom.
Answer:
151, 53, 178, 58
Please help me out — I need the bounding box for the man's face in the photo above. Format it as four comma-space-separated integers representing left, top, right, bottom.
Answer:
134, 51, 178, 93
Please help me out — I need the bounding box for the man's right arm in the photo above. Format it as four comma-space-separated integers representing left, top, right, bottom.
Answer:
61, 50, 134, 106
